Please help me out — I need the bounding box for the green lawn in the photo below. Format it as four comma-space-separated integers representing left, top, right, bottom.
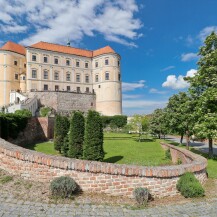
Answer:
23, 133, 171, 166
163, 139, 217, 179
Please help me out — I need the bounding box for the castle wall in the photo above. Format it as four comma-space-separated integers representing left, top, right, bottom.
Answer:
28, 91, 96, 114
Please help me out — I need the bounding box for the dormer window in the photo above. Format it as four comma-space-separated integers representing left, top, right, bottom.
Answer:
44, 56, 48, 63
66, 59, 70, 66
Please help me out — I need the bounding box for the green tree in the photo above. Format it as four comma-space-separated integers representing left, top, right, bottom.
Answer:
68, 111, 85, 159
187, 32, 217, 157
14, 109, 32, 118
166, 92, 195, 149
83, 110, 104, 161
54, 115, 69, 153
149, 108, 169, 139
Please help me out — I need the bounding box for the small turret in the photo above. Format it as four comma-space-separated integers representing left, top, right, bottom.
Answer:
67, 39, 70, 47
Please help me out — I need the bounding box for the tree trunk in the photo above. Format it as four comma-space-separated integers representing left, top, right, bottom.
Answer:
180, 134, 183, 144
186, 134, 190, 150
208, 138, 213, 158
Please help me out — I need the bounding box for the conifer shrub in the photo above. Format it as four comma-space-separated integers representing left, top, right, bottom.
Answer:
54, 115, 69, 153
83, 110, 104, 161
176, 172, 205, 198
165, 149, 172, 160
133, 187, 149, 206
50, 176, 77, 198
68, 111, 85, 159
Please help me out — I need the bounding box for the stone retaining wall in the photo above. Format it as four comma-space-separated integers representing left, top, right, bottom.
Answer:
0, 139, 207, 198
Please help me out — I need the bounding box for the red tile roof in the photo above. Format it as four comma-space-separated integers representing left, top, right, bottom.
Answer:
29, 41, 115, 57
0, 41, 26, 56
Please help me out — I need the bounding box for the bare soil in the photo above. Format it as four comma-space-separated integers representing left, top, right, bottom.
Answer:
0, 169, 216, 208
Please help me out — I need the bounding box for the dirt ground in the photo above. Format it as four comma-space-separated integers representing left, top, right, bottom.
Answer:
0, 169, 216, 208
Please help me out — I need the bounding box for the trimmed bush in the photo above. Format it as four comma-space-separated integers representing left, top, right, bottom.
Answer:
83, 110, 104, 161
165, 149, 172, 160
133, 187, 149, 205
50, 176, 77, 198
68, 111, 85, 159
176, 172, 205, 198
54, 115, 69, 153
14, 109, 32, 118
40, 107, 51, 117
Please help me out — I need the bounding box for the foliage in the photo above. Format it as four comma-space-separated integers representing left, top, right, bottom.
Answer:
0, 113, 30, 139
62, 135, 69, 157
50, 176, 77, 198
101, 115, 127, 128
0, 175, 13, 184
165, 149, 171, 160
186, 32, 217, 157
83, 110, 104, 161
40, 107, 51, 117
54, 115, 69, 153
68, 111, 85, 159
133, 187, 149, 205
14, 109, 32, 118
176, 172, 205, 198
149, 109, 169, 139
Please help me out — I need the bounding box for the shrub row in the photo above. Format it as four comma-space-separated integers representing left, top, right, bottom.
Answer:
0, 109, 31, 140
101, 115, 127, 128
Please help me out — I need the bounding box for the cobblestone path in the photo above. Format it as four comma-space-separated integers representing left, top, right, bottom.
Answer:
0, 194, 217, 217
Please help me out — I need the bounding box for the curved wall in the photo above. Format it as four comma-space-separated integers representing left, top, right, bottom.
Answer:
0, 139, 207, 198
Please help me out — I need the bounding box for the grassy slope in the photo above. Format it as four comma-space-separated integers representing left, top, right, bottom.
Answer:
24, 133, 171, 166
163, 139, 217, 178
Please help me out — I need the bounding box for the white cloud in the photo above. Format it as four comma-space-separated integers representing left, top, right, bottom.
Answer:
122, 94, 142, 99
122, 80, 146, 92
181, 53, 198, 62
149, 88, 167, 94
162, 69, 197, 90
0, 0, 142, 47
160, 66, 175, 72
198, 26, 217, 41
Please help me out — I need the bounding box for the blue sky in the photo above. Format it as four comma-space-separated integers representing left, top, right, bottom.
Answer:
1, 0, 217, 115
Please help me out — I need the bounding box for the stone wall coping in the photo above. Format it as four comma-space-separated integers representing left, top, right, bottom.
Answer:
0, 138, 207, 178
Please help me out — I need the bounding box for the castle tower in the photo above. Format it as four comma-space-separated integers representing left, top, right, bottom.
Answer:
92, 46, 122, 116
0, 41, 26, 106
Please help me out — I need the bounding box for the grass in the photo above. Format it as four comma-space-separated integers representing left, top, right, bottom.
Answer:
0, 175, 13, 184
162, 139, 217, 179
23, 133, 171, 166
21, 141, 60, 156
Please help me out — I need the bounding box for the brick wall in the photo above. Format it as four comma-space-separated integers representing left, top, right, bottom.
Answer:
28, 91, 96, 115
9, 117, 54, 145
0, 139, 207, 198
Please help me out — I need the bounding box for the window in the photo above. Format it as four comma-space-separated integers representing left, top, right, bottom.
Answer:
66, 73, 71, 81
85, 62, 88, 68
44, 56, 48, 63
85, 75, 89, 83
67, 86, 70, 91
66, 59, 70, 66
86, 87, 89, 93
118, 74, 121, 81
105, 72, 109, 80
15, 74, 18, 80
118, 60, 120, 66
24, 63, 26, 68
44, 84, 48, 91
14, 61, 17, 66
76, 61, 80, 67
105, 59, 109, 65
55, 85, 59, 91
23, 76, 26, 80
54, 72, 59, 80
76, 74, 80, 82
44, 70, 48, 79
98, 85, 101, 88
77, 87, 80, 92
95, 74, 99, 82
32, 55, 36, 61
95, 61, 98, 67
32, 69, 37, 78
54, 58, 58, 64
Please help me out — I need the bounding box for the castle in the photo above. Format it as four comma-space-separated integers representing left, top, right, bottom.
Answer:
0, 41, 122, 116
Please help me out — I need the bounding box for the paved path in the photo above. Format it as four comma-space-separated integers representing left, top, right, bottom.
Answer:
0, 193, 217, 217
166, 136, 217, 155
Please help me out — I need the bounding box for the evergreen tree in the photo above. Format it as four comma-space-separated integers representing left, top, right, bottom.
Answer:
54, 115, 69, 153
68, 111, 85, 158
83, 110, 104, 161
